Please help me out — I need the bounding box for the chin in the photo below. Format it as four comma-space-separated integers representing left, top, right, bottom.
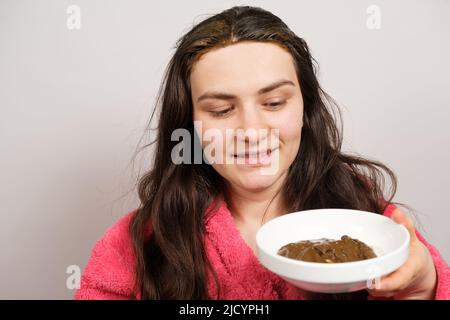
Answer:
234, 170, 282, 191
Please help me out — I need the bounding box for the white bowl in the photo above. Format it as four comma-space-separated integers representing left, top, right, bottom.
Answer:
256, 208, 410, 293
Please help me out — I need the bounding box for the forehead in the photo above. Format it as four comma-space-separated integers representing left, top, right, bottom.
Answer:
190, 41, 298, 97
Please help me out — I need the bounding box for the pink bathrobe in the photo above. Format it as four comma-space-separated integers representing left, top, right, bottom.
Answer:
74, 199, 450, 300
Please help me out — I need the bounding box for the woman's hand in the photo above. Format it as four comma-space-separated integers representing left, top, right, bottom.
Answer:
367, 208, 437, 300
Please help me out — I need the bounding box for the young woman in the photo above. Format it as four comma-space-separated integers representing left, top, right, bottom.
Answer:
75, 6, 449, 300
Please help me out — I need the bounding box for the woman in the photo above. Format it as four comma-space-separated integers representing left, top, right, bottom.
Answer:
75, 6, 449, 300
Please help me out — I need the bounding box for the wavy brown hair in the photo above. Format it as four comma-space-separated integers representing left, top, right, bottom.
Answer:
130, 5, 403, 300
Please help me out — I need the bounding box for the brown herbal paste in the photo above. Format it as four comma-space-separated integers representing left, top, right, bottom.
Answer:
278, 235, 376, 263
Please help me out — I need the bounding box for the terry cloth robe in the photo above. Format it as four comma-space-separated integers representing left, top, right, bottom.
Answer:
74, 199, 450, 300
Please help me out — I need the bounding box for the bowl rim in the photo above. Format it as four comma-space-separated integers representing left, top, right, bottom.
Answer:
256, 208, 410, 269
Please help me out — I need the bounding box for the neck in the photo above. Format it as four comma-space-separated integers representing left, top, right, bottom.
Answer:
225, 172, 288, 226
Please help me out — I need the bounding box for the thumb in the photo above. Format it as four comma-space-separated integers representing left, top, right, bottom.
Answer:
390, 208, 418, 242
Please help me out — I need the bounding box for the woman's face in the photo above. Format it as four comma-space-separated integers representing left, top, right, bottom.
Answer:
190, 41, 304, 192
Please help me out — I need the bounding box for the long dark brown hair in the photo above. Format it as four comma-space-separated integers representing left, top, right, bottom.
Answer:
130, 5, 404, 300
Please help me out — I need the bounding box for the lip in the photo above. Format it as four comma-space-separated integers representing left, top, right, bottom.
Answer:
232, 147, 279, 166
233, 147, 279, 158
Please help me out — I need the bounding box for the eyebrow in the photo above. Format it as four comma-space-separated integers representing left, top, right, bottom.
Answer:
196, 79, 295, 103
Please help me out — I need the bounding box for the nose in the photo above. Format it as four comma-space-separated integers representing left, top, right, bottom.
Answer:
236, 103, 269, 146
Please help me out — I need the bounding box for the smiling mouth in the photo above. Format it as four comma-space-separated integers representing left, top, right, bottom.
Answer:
232, 147, 279, 165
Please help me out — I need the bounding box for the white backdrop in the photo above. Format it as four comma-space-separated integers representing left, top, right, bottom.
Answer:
1, 0, 449, 299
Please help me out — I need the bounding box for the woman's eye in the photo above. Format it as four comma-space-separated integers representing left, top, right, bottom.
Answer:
264, 100, 287, 109
209, 106, 234, 117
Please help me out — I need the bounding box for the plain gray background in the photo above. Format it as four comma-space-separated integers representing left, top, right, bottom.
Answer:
0, 0, 449, 299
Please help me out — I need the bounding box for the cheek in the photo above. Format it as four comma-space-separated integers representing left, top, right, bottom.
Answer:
281, 121, 302, 144
194, 120, 232, 165
279, 126, 302, 167
193, 113, 220, 145
193, 113, 239, 154
275, 108, 303, 161
273, 105, 303, 143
